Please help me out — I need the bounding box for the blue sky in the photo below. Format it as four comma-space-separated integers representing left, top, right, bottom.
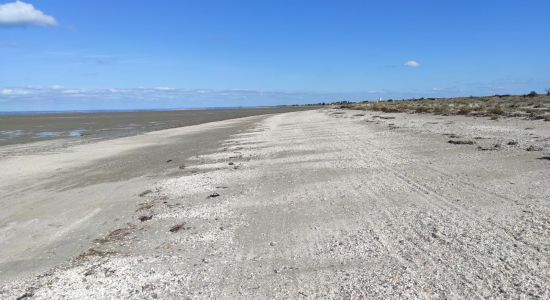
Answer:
1, 0, 549, 111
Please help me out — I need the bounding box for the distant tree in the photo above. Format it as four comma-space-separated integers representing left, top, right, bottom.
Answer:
527, 91, 538, 98
546, 88, 550, 96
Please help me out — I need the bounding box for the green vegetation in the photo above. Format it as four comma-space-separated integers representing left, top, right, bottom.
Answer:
338, 94, 550, 120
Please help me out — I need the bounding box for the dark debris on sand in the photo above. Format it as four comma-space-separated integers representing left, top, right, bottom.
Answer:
93, 227, 133, 244
138, 215, 153, 222
478, 143, 501, 151
448, 140, 475, 145
74, 248, 115, 262
139, 190, 152, 197
169, 223, 190, 233
207, 192, 220, 198
526, 145, 543, 152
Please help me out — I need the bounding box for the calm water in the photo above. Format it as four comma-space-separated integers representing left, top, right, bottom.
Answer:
0, 107, 315, 146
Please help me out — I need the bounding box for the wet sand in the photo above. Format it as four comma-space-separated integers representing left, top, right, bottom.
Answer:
0, 107, 315, 146
0, 114, 271, 281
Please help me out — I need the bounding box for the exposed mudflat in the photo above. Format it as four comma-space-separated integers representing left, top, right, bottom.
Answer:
1, 109, 549, 299
0, 107, 315, 147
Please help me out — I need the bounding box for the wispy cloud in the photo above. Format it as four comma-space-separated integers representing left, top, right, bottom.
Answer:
0, 87, 352, 111
154, 87, 176, 91
1, 81, 544, 111
0, 88, 32, 95
0, 1, 57, 27
403, 60, 421, 68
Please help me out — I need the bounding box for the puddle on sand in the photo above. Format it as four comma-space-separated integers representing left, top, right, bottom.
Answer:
34, 129, 87, 139
0, 130, 26, 140
68, 130, 86, 137
35, 131, 63, 138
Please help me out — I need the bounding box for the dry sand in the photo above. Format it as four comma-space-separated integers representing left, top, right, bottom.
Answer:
1, 109, 549, 299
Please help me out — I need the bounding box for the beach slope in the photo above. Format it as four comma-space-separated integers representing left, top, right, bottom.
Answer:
1, 109, 549, 299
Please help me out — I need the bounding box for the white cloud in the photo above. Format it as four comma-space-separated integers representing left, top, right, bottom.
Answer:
61, 89, 81, 94
154, 87, 176, 91
0, 88, 32, 95
0, 1, 57, 27
404, 60, 421, 68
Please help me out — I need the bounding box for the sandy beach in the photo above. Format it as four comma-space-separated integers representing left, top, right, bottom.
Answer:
1, 109, 549, 299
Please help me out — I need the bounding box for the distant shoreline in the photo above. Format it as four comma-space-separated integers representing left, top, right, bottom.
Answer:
0, 105, 311, 116
0, 106, 317, 147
